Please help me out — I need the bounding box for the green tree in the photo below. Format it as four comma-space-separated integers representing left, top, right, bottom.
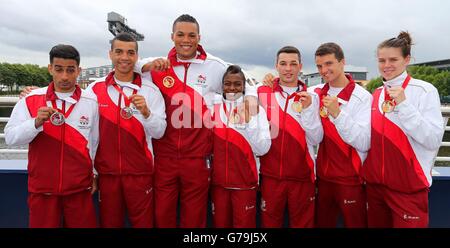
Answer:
0, 62, 51, 92
365, 77, 382, 93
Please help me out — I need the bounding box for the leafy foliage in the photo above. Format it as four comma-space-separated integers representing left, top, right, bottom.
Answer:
0, 63, 51, 92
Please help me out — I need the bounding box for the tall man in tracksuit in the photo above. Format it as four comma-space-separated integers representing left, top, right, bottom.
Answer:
136, 14, 257, 227
312, 43, 372, 227
5, 44, 99, 227
86, 33, 167, 227
258, 46, 323, 227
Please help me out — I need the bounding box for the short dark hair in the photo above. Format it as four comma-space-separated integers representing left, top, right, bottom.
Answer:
49, 44, 80, 65
378, 31, 413, 58
315, 42, 345, 61
276, 46, 301, 63
111, 32, 138, 52
172, 14, 200, 34
222, 65, 246, 84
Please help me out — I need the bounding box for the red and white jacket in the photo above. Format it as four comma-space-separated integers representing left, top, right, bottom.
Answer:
312, 75, 372, 185
86, 72, 166, 175
362, 71, 444, 193
257, 79, 323, 182
5, 83, 99, 195
136, 45, 257, 159
210, 94, 271, 189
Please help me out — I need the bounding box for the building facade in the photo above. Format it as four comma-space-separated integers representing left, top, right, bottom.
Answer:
304, 65, 368, 87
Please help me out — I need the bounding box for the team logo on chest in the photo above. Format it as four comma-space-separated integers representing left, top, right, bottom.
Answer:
79, 116, 89, 125
195, 74, 207, 88
197, 74, 206, 84
163, 76, 175, 88
78, 115, 90, 129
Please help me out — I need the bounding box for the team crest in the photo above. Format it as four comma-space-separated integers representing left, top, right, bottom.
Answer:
197, 74, 206, 84
79, 116, 89, 125
163, 76, 175, 88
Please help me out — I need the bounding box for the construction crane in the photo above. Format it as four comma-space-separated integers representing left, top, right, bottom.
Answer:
107, 11, 145, 41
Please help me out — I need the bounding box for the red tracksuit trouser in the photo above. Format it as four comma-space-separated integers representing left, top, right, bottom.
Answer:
98, 174, 153, 228
366, 183, 429, 228
28, 190, 97, 228
210, 186, 257, 228
154, 157, 210, 228
260, 176, 315, 228
315, 179, 367, 228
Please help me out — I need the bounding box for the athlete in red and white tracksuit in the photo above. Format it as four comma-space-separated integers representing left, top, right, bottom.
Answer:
362, 71, 444, 227
210, 94, 271, 228
136, 46, 257, 227
86, 71, 166, 227
5, 83, 99, 228
312, 74, 372, 227
257, 79, 323, 228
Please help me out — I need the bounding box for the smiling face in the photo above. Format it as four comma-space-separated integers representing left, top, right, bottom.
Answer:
109, 40, 138, 76
223, 73, 245, 101
48, 58, 80, 93
315, 53, 345, 84
276, 52, 302, 86
377, 47, 410, 81
171, 21, 200, 60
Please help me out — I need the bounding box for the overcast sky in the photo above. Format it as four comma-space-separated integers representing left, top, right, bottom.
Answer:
1, 0, 449, 81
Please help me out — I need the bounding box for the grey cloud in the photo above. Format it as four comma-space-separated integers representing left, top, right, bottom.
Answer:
0, 0, 449, 79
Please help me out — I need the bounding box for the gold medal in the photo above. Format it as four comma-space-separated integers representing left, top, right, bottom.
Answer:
163, 76, 175, 88
319, 106, 328, 118
120, 106, 134, 119
382, 100, 395, 113
230, 113, 241, 124
291, 101, 303, 113
50, 112, 65, 126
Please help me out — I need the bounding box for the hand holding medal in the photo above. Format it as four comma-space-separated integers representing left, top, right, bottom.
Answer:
383, 86, 406, 113
291, 91, 312, 113
129, 94, 151, 119
35, 106, 57, 128
322, 95, 340, 118
382, 75, 410, 113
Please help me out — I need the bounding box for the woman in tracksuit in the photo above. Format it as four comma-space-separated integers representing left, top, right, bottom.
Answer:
210, 65, 271, 228
362, 31, 444, 228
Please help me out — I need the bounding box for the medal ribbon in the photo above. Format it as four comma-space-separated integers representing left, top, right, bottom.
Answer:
223, 102, 239, 124
383, 75, 411, 107
51, 99, 75, 118
112, 84, 138, 108
292, 93, 301, 103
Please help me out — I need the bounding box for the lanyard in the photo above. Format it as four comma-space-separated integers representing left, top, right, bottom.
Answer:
51, 99, 75, 118
112, 84, 138, 108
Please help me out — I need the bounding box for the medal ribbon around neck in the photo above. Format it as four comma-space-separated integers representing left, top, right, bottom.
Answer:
223, 102, 240, 125
112, 83, 138, 108
112, 83, 139, 119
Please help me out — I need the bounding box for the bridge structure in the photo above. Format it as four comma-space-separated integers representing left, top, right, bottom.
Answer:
107, 11, 144, 41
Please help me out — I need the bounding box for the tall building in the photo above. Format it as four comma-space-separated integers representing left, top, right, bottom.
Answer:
304, 65, 368, 87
